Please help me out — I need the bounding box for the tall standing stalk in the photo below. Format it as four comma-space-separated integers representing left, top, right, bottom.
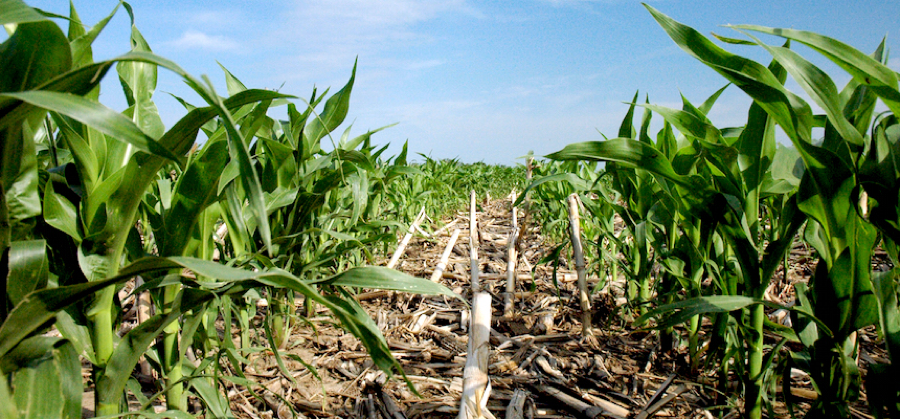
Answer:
504, 200, 518, 317
568, 194, 592, 337
460, 191, 494, 419
745, 304, 766, 419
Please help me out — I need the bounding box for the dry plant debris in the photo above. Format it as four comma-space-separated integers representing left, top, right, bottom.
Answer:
205, 196, 884, 419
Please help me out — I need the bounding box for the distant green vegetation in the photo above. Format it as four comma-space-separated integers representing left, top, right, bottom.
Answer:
389, 157, 525, 223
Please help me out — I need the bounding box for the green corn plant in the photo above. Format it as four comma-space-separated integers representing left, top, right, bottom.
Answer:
0, 3, 187, 415
544, 14, 822, 417
4, 2, 462, 416
195, 61, 470, 401
639, 4, 900, 417
42, 12, 282, 414
859, 113, 900, 418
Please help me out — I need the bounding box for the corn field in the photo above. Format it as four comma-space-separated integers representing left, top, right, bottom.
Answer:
1, 1, 899, 419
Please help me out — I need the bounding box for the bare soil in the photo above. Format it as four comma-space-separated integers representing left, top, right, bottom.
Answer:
99, 196, 890, 419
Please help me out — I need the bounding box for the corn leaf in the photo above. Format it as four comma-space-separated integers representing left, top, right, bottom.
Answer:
644, 4, 815, 145
730, 25, 900, 116
315, 266, 463, 300
6, 240, 48, 307
0, 0, 45, 25
41, 184, 80, 240
304, 60, 356, 145
740, 34, 864, 146
547, 138, 707, 191
11, 353, 63, 419
1, 91, 181, 163
96, 287, 219, 408
156, 140, 228, 256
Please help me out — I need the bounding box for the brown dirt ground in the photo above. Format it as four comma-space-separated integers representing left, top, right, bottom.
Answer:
99, 196, 890, 419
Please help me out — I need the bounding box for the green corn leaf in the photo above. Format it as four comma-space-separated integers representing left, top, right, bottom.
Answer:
186, 373, 232, 419
0, 21, 71, 93
259, 137, 297, 191
54, 310, 95, 365
698, 83, 730, 115
861, 115, 900, 246
737, 51, 786, 193
189, 77, 273, 255
514, 173, 590, 206
816, 242, 879, 336
644, 4, 816, 145
547, 138, 707, 191
158, 89, 292, 157
335, 149, 376, 173
6, 240, 48, 307
0, 337, 79, 418
261, 320, 301, 398
96, 287, 219, 408
155, 258, 435, 392
314, 266, 463, 300
342, 123, 397, 152
0, 374, 18, 418
55, 341, 81, 419
0, 335, 60, 374
304, 60, 356, 145
617, 91, 639, 138
730, 25, 900, 116
349, 169, 368, 225
11, 351, 63, 419
635, 295, 761, 329
0, 0, 45, 25
218, 62, 248, 96
68, 3, 118, 72
42, 183, 80, 240
157, 140, 228, 256
2, 120, 40, 232
1, 91, 181, 163
795, 140, 855, 244
871, 269, 900, 363
51, 115, 98, 193
0, 257, 185, 359
741, 35, 864, 146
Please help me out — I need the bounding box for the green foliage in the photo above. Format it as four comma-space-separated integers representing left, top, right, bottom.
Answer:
529, 5, 900, 419
0, 2, 459, 417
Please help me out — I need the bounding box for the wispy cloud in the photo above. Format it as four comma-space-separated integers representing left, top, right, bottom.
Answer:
537, 0, 662, 6
285, 0, 479, 46
184, 10, 239, 26
168, 30, 238, 51
308, 0, 481, 25
265, 0, 478, 82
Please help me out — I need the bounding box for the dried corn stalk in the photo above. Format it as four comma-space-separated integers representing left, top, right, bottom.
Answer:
459, 191, 495, 419
431, 228, 462, 282
504, 202, 518, 318
387, 206, 426, 269
568, 194, 592, 337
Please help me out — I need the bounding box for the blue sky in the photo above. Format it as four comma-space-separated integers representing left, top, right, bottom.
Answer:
21, 0, 900, 164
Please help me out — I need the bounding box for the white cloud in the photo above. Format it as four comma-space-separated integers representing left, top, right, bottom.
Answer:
185, 10, 238, 26
299, 0, 480, 27
537, 0, 660, 6
283, 0, 479, 48
267, 0, 478, 79
168, 30, 238, 51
